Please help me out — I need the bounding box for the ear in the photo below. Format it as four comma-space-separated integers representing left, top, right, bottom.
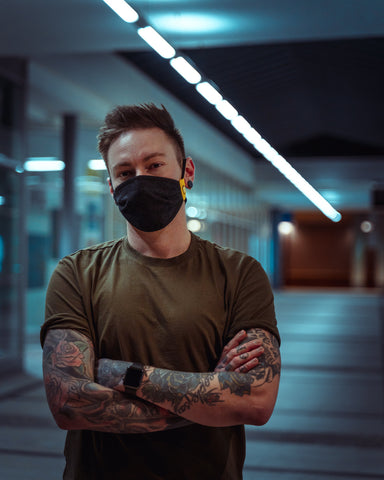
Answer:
107, 177, 114, 196
184, 157, 195, 188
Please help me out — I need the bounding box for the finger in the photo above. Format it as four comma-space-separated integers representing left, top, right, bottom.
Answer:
224, 346, 264, 371
235, 356, 262, 373
225, 340, 263, 363
221, 330, 247, 356
236, 339, 263, 354
216, 331, 247, 366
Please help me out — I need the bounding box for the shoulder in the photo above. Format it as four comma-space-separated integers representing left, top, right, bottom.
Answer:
49, 238, 127, 285
58, 238, 125, 267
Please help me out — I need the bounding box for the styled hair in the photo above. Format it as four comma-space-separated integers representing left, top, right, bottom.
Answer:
97, 103, 185, 169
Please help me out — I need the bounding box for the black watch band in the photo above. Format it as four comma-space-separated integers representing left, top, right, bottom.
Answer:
123, 362, 144, 395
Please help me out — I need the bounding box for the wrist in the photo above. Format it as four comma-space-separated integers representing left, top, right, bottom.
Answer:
123, 362, 145, 395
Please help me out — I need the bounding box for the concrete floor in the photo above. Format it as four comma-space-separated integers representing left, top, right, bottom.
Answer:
0, 289, 383, 479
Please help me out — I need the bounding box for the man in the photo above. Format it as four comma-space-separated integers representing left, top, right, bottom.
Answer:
41, 103, 281, 479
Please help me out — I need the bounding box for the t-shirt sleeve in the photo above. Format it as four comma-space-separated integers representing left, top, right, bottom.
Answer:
226, 257, 280, 345
40, 256, 93, 347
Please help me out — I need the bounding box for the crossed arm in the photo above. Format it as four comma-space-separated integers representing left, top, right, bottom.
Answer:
42, 327, 280, 433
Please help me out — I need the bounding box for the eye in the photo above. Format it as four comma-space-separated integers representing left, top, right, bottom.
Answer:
118, 169, 134, 178
148, 162, 163, 171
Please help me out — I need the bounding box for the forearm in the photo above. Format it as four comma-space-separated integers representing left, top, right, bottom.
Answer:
42, 329, 190, 434
137, 367, 277, 427
45, 372, 190, 433
96, 329, 281, 428
97, 359, 279, 428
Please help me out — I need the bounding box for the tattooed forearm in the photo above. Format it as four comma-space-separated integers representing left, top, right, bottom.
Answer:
96, 359, 131, 390
140, 370, 222, 415
42, 329, 190, 433
137, 328, 281, 426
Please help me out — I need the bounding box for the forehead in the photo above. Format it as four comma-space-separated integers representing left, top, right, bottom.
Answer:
108, 127, 177, 161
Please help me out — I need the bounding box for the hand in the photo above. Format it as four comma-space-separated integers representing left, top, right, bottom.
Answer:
214, 330, 264, 373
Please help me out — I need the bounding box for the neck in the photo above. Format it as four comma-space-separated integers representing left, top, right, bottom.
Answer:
126, 210, 191, 259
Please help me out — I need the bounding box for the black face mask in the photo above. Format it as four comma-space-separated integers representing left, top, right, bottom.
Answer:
113, 168, 187, 232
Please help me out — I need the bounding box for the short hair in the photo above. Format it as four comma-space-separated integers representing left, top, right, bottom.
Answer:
97, 103, 185, 169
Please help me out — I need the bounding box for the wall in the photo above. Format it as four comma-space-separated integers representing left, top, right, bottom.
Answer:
280, 211, 380, 288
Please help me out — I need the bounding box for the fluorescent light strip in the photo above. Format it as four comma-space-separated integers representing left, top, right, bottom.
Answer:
102, 0, 139, 23
24, 158, 65, 172
215, 99, 238, 120
170, 57, 201, 84
88, 159, 107, 171
101, 1, 342, 222
250, 136, 342, 222
137, 26, 175, 59
195, 82, 222, 105
231, 115, 251, 135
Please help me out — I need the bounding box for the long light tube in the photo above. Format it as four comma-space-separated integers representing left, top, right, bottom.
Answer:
170, 57, 201, 84
24, 157, 65, 172
231, 115, 252, 135
88, 159, 107, 171
137, 26, 175, 59
195, 82, 222, 105
250, 137, 342, 221
215, 99, 238, 120
102, 0, 139, 23
101, 0, 342, 222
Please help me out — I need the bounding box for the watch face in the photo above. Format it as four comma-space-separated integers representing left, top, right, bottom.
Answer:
123, 363, 144, 389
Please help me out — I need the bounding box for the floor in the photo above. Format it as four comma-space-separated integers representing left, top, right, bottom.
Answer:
0, 289, 383, 479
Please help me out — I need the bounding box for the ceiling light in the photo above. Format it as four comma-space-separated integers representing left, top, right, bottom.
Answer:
249, 139, 342, 222
215, 100, 238, 120
231, 115, 252, 135
137, 26, 175, 59
243, 128, 262, 145
278, 221, 294, 235
101, 6, 341, 223
88, 159, 107, 171
195, 82, 222, 105
154, 13, 229, 34
24, 158, 65, 172
170, 57, 201, 84
102, 0, 139, 23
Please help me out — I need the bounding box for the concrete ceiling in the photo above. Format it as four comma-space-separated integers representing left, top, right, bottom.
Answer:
1, 0, 383, 214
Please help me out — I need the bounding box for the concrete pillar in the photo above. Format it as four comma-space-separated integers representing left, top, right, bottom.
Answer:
59, 113, 79, 257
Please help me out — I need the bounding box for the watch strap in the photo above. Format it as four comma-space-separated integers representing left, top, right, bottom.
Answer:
123, 362, 144, 395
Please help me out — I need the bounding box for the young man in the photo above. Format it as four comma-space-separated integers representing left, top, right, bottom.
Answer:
41, 104, 281, 479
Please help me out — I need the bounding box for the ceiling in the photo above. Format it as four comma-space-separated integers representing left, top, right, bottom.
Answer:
1, 0, 384, 214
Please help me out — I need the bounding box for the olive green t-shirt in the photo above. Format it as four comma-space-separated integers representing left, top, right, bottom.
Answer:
41, 233, 279, 480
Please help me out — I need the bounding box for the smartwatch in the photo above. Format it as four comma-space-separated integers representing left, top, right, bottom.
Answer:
123, 362, 145, 395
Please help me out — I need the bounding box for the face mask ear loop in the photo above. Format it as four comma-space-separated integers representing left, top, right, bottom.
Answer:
179, 158, 187, 202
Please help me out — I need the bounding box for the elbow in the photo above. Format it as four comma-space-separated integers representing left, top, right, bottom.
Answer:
237, 404, 273, 427
54, 409, 75, 430
50, 405, 78, 430
47, 394, 82, 430
250, 405, 274, 426
236, 393, 277, 426
55, 417, 70, 430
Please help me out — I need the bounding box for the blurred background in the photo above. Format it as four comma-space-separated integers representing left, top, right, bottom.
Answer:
0, 1, 383, 479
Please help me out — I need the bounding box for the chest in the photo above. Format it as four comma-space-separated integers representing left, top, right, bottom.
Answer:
90, 261, 231, 371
